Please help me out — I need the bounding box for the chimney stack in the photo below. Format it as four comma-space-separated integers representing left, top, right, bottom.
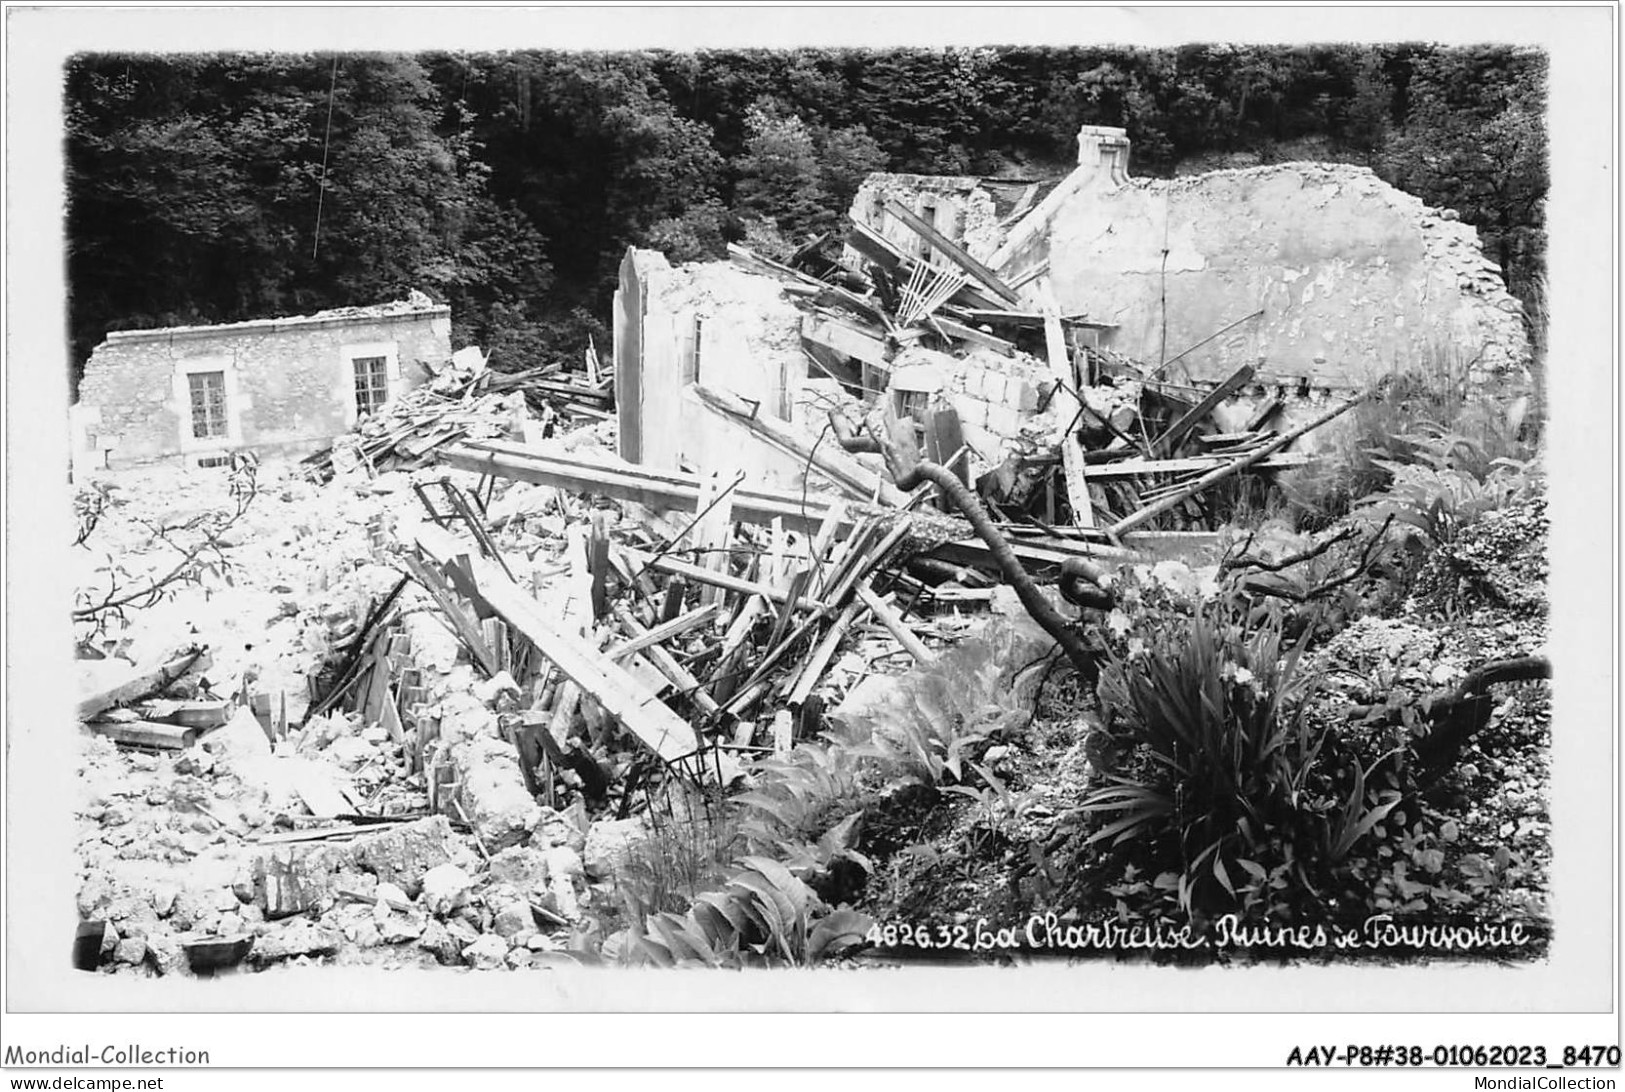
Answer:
1076, 125, 1131, 186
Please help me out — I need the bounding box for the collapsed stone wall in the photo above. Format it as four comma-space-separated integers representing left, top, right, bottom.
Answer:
996, 129, 1531, 388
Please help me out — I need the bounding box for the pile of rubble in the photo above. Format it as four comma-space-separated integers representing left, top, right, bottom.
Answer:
720, 201, 1362, 542
71, 395, 1029, 974
301, 344, 613, 484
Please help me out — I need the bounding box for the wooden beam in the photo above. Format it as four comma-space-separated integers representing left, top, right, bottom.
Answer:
78, 646, 209, 721
950, 307, 1047, 328
439, 441, 878, 536
85, 718, 201, 750
415, 524, 700, 764
855, 584, 935, 664
800, 311, 890, 368
1041, 287, 1094, 528
929, 316, 1015, 355
1245, 393, 1283, 432
611, 604, 721, 718
1079, 451, 1314, 479
1151, 363, 1256, 456
606, 601, 720, 661
1108, 395, 1367, 536
883, 198, 1023, 306
617, 545, 830, 614
399, 553, 499, 676
688, 384, 910, 507
785, 599, 866, 708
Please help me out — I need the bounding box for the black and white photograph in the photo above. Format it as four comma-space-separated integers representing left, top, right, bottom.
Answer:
2, 2, 1617, 1080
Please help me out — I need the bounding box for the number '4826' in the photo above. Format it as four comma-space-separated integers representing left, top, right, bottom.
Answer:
1562, 1046, 1621, 1067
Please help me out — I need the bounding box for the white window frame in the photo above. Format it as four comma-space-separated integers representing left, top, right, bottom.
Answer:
172, 355, 244, 456
340, 341, 401, 428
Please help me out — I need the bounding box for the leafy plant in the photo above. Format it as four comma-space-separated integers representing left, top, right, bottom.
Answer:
1356, 424, 1537, 547
1077, 598, 1414, 920
620, 854, 872, 967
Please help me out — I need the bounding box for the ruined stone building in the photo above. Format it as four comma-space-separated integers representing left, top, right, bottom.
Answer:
73, 295, 452, 471
612, 124, 1530, 496
851, 125, 1530, 389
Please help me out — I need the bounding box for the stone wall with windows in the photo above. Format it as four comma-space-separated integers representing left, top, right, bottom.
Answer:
75, 298, 452, 470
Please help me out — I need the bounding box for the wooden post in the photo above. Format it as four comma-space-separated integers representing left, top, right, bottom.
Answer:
855, 584, 935, 665
1041, 283, 1094, 528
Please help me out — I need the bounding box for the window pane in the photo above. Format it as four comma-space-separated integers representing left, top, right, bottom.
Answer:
353, 356, 389, 416
188, 371, 226, 438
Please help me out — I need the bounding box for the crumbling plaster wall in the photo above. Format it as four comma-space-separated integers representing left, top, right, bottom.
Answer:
846, 173, 1005, 264
616, 248, 813, 488
996, 128, 1530, 387
77, 302, 452, 469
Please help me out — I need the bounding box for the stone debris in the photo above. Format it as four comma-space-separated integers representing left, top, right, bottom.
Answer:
419, 864, 475, 918
462, 932, 509, 970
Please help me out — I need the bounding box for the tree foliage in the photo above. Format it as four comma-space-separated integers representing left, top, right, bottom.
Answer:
65, 44, 1548, 389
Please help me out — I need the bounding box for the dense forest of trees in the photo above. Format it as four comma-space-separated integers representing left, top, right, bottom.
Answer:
64, 44, 1548, 390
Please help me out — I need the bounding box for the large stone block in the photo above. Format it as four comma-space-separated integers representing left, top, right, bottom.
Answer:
347, 816, 457, 897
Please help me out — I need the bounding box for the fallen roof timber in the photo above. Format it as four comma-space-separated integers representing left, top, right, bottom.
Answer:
883, 198, 1024, 307
1080, 451, 1314, 478
439, 441, 1217, 568
802, 311, 890, 368
440, 440, 882, 536
687, 384, 911, 507
414, 523, 701, 764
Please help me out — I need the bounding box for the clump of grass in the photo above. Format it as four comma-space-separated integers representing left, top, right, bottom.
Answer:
1284, 342, 1540, 532
617, 778, 739, 918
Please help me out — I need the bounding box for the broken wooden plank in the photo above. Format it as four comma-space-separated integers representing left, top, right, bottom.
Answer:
822, 514, 913, 609
854, 584, 935, 665
250, 817, 419, 845
690, 466, 736, 610
883, 198, 1023, 306
618, 546, 829, 614
1080, 451, 1314, 479
1245, 394, 1283, 432
709, 595, 767, 704
611, 604, 721, 719
1196, 430, 1269, 447
416, 524, 700, 764
785, 599, 867, 708
1109, 395, 1367, 536
440, 440, 880, 536
951, 307, 1047, 328
1152, 363, 1257, 456
78, 646, 210, 721
399, 553, 499, 677
607, 601, 721, 661
930, 315, 1015, 355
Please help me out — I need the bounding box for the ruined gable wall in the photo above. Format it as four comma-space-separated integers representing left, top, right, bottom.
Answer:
845, 174, 1005, 264
1006, 159, 1529, 387
77, 308, 451, 468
